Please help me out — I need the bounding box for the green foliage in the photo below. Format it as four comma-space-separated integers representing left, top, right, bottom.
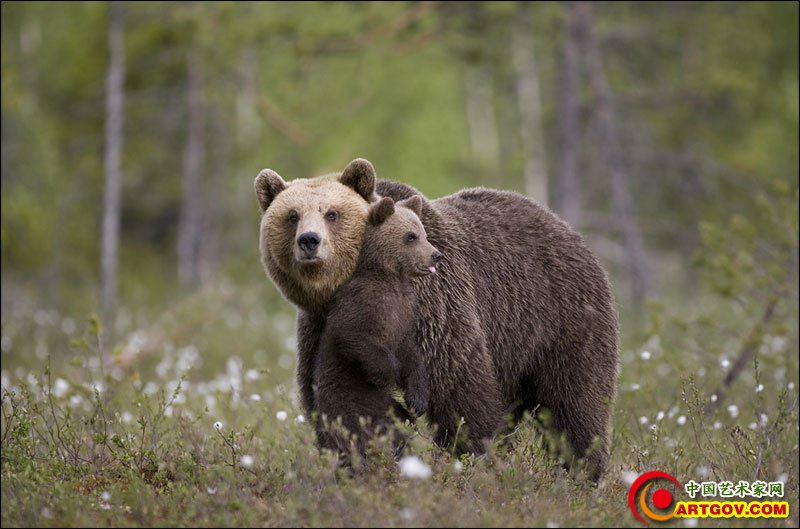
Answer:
2, 1, 796, 312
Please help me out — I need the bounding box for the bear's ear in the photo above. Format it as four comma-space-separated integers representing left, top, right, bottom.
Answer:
368, 197, 395, 226
397, 195, 423, 218
254, 169, 286, 213
339, 158, 376, 202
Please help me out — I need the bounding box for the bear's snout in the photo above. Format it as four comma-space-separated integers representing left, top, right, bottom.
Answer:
297, 231, 321, 258
432, 250, 443, 264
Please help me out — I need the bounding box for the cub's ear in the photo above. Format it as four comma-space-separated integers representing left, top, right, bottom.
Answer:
339, 158, 376, 202
397, 195, 423, 217
254, 169, 286, 214
368, 197, 395, 226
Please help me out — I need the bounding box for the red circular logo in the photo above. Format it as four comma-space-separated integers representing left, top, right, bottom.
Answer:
628, 471, 681, 524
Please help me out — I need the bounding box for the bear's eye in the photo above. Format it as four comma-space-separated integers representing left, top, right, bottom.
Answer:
405, 232, 418, 244
288, 211, 299, 224
325, 211, 338, 223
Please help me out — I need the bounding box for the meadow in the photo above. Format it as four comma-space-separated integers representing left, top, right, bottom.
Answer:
1, 271, 797, 527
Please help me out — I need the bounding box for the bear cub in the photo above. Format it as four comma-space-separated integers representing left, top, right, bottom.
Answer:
314, 195, 441, 458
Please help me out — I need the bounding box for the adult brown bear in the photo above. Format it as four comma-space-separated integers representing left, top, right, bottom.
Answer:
255, 158, 618, 479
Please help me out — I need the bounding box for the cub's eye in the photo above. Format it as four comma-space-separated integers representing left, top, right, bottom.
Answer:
288, 212, 299, 224
405, 232, 417, 243
325, 211, 338, 222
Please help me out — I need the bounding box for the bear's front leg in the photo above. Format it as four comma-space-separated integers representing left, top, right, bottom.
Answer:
404, 371, 429, 417
296, 310, 326, 413
396, 339, 429, 416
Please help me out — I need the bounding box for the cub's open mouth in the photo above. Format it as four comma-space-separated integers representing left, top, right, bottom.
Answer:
415, 265, 437, 276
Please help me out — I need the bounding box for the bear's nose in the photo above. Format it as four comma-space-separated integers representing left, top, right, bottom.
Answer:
432, 250, 443, 264
297, 232, 321, 256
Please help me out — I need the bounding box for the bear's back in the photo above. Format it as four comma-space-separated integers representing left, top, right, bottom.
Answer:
376, 179, 616, 403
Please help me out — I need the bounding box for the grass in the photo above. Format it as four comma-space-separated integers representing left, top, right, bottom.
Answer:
1, 277, 798, 527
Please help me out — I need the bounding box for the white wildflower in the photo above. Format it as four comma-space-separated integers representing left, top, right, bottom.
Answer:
240, 455, 254, 468
453, 461, 463, 474
756, 384, 764, 393
249, 394, 261, 402
639, 416, 649, 425
622, 471, 638, 488
727, 405, 739, 418
53, 378, 69, 398
295, 415, 305, 424
399, 508, 415, 521
640, 351, 651, 360
656, 411, 665, 421
276, 411, 288, 421
677, 415, 687, 426
399, 455, 432, 479
214, 421, 223, 430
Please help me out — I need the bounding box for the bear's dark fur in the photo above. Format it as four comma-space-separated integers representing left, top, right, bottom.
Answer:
256, 159, 618, 480
373, 180, 619, 479
314, 195, 440, 459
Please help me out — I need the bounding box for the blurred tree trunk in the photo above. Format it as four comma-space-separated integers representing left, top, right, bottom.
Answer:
512, 2, 548, 205
101, 1, 125, 335
555, 2, 582, 228
177, 47, 205, 289
579, 2, 651, 307
236, 46, 259, 148
201, 107, 228, 281
464, 63, 500, 164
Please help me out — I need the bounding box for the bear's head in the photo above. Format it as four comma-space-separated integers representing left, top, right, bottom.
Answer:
362, 195, 442, 278
255, 158, 378, 312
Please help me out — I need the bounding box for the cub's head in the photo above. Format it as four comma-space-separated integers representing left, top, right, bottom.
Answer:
363, 195, 442, 278
255, 158, 378, 311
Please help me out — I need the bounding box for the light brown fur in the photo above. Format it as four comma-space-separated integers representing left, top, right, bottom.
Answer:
255, 160, 376, 312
